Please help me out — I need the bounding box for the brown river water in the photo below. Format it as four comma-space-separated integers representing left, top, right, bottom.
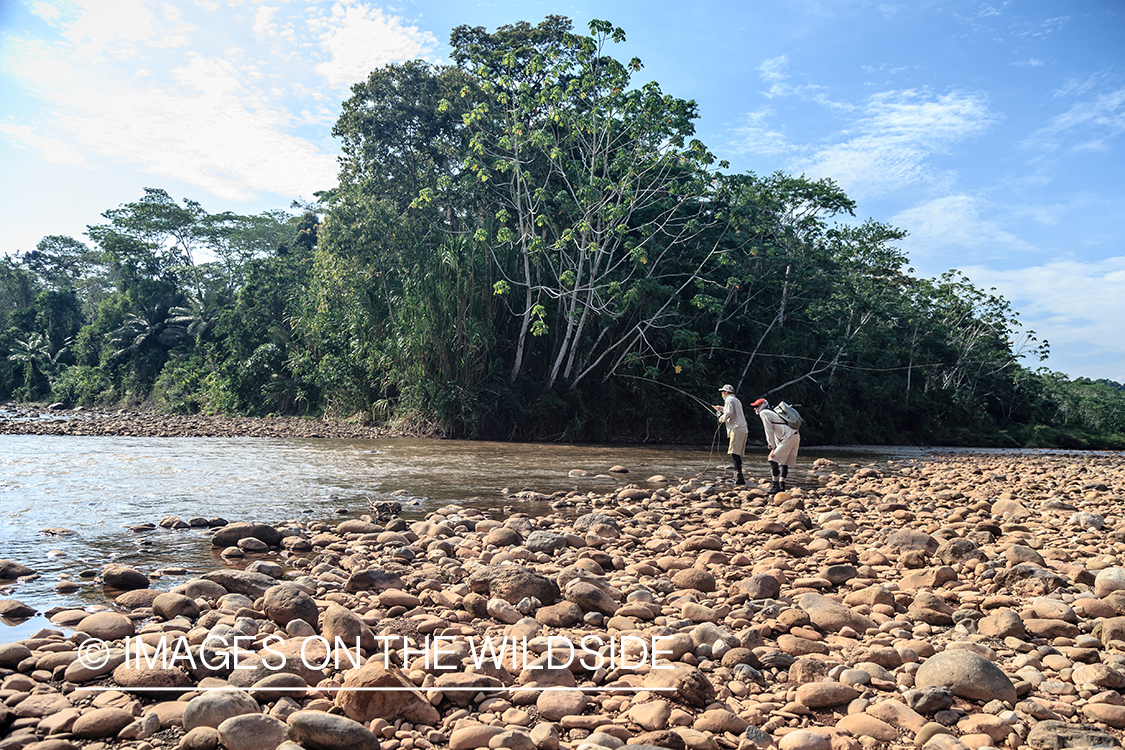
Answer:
0, 433, 930, 640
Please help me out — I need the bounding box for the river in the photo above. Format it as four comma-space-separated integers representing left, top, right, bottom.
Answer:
0, 433, 926, 640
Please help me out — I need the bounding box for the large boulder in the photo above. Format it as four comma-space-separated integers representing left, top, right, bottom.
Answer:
335, 662, 440, 725
102, 563, 150, 591
321, 603, 377, 650
915, 649, 1016, 705
210, 522, 281, 549
199, 569, 278, 600
287, 710, 382, 750
182, 690, 260, 731
642, 663, 716, 708
797, 592, 875, 634
0, 559, 36, 579
262, 582, 319, 630
344, 568, 403, 593
467, 564, 560, 605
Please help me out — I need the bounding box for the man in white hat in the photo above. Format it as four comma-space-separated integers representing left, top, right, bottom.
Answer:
713, 384, 748, 485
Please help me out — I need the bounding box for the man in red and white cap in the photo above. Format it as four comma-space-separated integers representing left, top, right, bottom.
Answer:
750, 398, 801, 494
713, 384, 748, 485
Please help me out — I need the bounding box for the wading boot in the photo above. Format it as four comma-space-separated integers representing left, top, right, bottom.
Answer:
779, 480, 787, 492
735, 471, 746, 486
769, 480, 781, 495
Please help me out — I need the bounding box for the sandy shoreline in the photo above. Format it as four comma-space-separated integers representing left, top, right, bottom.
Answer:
2, 450, 1125, 750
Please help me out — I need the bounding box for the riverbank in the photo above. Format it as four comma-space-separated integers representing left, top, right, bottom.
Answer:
0, 404, 394, 440
2, 451, 1125, 750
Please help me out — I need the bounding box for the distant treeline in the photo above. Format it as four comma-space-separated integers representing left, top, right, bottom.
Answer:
3, 17, 1123, 448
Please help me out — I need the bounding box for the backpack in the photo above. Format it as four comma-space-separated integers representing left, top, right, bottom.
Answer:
775, 401, 802, 430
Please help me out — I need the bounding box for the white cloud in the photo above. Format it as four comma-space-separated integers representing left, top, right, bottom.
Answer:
253, 6, 280, 36
727, 109, 794, 157
758, 55, 789, 83
0, 123, 92, 167
0, 0, 438, 204
56, 0, 193, 56
1023, 86, 1125, 155
891, 194, 1039, 266
756, 54, 853, 108
792, 90, 996, 198
732, 58, 996, 198
26, 1, 62, 24
958, 257, 1125, 382
308, 1, 437, 88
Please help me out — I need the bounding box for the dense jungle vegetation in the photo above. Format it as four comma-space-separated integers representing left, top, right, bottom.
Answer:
2, 17, 1123, 448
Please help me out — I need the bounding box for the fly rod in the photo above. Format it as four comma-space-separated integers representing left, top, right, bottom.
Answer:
619, 374, 726, 477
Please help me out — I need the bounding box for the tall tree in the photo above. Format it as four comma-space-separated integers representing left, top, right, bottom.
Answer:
450, 17, 720, 388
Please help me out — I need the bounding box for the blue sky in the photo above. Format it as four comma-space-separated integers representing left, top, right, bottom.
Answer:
2, 0, 1122, 382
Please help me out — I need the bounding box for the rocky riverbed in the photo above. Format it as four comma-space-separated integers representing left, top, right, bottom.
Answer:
2, 451, 1125, 750
0, 404, 393, 440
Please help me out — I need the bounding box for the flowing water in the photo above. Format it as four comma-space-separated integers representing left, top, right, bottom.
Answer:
0, 430, 925, 640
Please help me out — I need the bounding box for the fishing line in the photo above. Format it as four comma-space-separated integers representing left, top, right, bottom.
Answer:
625, 346, 1020, 374
620, 374, 726, 478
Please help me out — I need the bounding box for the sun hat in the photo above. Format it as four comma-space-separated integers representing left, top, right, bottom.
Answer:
719, 384, 735, 393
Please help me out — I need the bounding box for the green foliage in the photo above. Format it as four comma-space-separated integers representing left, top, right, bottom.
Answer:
49, 364, 115, 406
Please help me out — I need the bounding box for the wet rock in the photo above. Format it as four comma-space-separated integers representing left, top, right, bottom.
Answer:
210, 522, 282, 548
0, 599, 37, 618
152, 591, 201, 620
199, 569, 278, 599
115, 588, 162, 608
0, 559, 35, 578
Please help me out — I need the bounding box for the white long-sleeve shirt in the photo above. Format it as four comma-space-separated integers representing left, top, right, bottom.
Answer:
719, 394, 748, 435
759, 407, 800, 465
